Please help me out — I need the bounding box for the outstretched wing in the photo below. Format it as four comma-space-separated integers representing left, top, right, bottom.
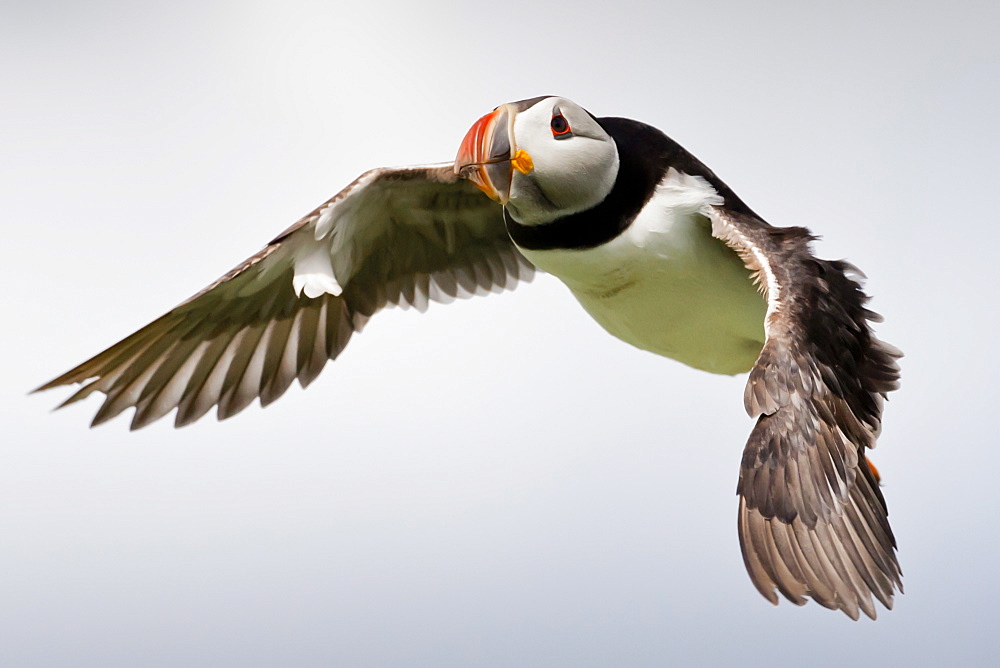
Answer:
36, 164, 532, 430
708, 205, 902, 620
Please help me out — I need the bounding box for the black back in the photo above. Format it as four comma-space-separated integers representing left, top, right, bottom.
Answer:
505, 117, 757, 251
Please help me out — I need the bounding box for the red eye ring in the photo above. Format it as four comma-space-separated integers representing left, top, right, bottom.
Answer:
550, 113, 573, 138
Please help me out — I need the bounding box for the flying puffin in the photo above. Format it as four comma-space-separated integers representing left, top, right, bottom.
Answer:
36, 96, 902, 620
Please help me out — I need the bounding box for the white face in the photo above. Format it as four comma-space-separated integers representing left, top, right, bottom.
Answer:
506, 97, 620, 225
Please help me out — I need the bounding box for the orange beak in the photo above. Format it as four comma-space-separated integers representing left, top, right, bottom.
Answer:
454, 105, 515, 204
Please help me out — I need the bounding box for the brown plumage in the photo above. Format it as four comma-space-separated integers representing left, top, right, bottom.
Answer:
35, 165, 534, 430
710, 207, 902, 620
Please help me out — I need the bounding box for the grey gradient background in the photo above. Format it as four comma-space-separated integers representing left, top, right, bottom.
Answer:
5, 1, 999, 665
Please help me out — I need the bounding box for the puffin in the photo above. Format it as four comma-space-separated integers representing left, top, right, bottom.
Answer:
36, 95, 902, 620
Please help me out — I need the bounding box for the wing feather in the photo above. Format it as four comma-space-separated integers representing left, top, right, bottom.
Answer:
175, 331, 239, 427
709, 205, 902, 620
36, 165, 532, 429
131, 335, 208, 429
292, 300, 324, 387
217, 321, 270, 421
259, 314, 297, 407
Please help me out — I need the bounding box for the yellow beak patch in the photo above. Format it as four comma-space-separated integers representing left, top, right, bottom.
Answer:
511, 149, 534, 175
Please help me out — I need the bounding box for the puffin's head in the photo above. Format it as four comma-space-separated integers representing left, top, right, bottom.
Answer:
455, 96, 619, 225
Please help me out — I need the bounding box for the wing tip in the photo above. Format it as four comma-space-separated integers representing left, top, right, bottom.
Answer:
739, 497, 901, 621
32, 371, 87, 395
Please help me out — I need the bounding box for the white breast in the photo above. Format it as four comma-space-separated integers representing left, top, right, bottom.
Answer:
516, 169, 766, 375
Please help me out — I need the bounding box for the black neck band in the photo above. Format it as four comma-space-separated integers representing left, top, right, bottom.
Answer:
504, 117, 755, 252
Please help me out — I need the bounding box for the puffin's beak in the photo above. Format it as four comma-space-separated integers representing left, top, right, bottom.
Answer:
455, 105, 522, 205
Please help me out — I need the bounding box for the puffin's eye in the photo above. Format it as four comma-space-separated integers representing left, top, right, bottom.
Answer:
550, 113, 573, 139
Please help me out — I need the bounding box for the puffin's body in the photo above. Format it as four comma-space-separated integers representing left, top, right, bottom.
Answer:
518, 199, 767, 374
509, 118, 767, 375
36, 96, 902, 621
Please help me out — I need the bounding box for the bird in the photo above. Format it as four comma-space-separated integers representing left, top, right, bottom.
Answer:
35, 95, 902, 620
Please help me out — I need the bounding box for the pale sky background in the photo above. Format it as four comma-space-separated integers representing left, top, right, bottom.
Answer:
4, 1, 999, 665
